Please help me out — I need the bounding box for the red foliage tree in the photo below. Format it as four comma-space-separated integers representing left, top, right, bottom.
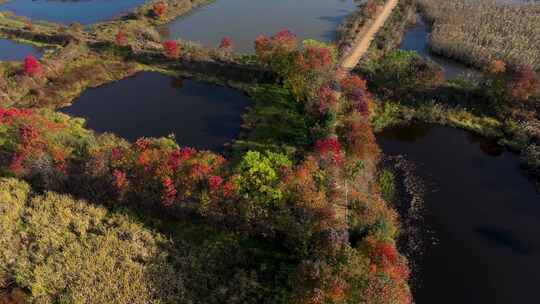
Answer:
296, 46, 333, 72
161, 177, 177, 205
340, 74, 368, 95
9, 154, 25, 175
111, 147, 124, 161
343, 113, 379, 159
23, 55, 42, 77
508, 66, 539, 101
112, 169, 128, 190
219, 36, 233, 51
254, 29, 297, 61
222, 179, 237, 198
152, 1, 168, 18
273, 29, 297, 51
208, 175, 223, 193
115, 30, 127, 46
162, 40, 180, 58
316, 84, 338, 114
19, 124, 39, 145
190, 163, 210, 180
487, 60, 506, 75
134, 137, 151, 151
315, 137, 344, 166
363, 0, 378, 17
348, 89, 371, 116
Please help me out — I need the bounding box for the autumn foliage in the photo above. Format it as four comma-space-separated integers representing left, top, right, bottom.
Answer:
218, 36, 233, 51
152, 1, 168, 18
508, 66, 539, 101
255, 29, 297, 64
363, 0, 379, 17
23, 55, 42, 77
115, 30, 127, 46
162, 40, 180, 58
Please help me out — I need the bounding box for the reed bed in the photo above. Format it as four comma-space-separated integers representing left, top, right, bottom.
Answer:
417, 0, 540, 70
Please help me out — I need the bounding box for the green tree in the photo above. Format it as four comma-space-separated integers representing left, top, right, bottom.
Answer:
235, 151, 291, 219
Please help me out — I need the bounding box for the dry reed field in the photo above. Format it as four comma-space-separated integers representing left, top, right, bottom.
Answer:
417, 0, 540, 70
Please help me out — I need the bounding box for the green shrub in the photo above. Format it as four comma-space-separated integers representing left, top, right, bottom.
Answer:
235, 151, 291, 219
378, 169, 396, 203
362, 49, 444, 97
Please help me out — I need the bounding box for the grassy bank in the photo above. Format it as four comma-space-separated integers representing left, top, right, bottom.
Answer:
417, 0, 540, 70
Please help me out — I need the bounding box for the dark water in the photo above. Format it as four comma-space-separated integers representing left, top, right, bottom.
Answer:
61, 72, 251, 151
399, 16, 477, 80
0, 39, 43, 61
0, 0, 146, 24
379, 124, 540, 304
162, 0, 359, 53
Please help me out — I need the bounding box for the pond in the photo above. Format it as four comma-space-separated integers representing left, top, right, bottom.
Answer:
399, 16, 477, 80
0, 0, 147, 25
0, 39, 43, 61
161, 0, 359, 53
379, 124, 540, 304
61, 72, 251, 151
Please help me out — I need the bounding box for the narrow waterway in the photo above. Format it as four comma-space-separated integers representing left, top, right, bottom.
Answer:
0, 0, 147, 24
379, 124, 540, 304
61, 72, 251, 151
399, 16, 477, 80
0, 39, 43, 61
162, 0, 359, 53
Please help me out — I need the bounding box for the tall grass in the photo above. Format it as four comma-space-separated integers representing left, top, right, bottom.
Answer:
417, 0, 540, 70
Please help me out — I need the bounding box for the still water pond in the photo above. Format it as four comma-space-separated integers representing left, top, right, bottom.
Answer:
379, 124, 540, 304
61, 72, 251, 151
162, 0, 359, 53
399, 16, 477, 79
0, 39, 43, 61
0, 0, 147, 24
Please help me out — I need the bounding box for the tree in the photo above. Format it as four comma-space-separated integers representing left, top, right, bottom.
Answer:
153, 1, 168, 18
162, 40, 180, 58
363, 0, 379, 17
23, 55, 42, 77
115, 30, 127, 46
235, 151, 291, 219
218, 36, 233, 51
508, 66, 539, 101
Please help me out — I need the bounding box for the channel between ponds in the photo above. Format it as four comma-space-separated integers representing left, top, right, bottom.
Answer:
399, 14, 477, 80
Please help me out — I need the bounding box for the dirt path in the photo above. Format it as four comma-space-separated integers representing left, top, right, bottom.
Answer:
339, 0, 399, 70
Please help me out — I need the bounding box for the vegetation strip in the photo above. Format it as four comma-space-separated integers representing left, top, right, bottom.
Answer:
340, 0, 399, 70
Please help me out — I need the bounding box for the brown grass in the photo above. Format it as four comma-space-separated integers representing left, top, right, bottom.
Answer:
417, 0, 540, 70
